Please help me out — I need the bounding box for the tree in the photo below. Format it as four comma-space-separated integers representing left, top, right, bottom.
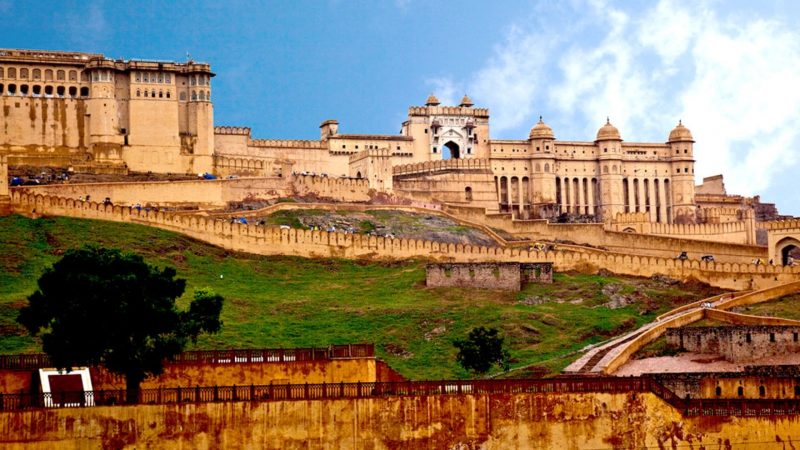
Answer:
17, 246, 224, 403
453, 326, 510, 375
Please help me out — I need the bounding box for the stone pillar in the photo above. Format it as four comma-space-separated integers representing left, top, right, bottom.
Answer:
657, 179, 667, 224
587, 179, 595, 217
495, 177, 501, 204
647, 179, 657, 223
627, 179, 635, 213
561, 178, 569, 213
637, 179, 645, 214
518, 178, 525, 219
572, 178, 581, 215
507, 177, 514, 217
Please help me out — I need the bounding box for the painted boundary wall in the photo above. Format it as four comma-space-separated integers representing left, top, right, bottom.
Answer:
11, 192, 800, 290
2, 391, 800, 449
0, 359, 378, 395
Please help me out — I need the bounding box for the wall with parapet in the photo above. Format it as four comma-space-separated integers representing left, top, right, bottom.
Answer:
12, 174, 370, 208
4, 390, 800, 449
607, 211, 756, 246
393, 159, 498, 212
666, 325, 800, 362
443, 204, 767, 263
10, 191, 800, 290
0, 359, 378, 396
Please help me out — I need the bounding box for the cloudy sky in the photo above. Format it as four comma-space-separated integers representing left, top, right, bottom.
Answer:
4, 0, 800, 213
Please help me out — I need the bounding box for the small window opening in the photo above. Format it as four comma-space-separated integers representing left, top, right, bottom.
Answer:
746, 333, 752, 343
738, 386, 744, 397
715, 386, 722, 397
759, 385, 766, 397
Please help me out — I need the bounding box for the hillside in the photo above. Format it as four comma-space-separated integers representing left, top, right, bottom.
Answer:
0, 215, 724, 379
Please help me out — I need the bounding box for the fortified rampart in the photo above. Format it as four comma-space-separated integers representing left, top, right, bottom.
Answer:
443, 204, 768, 264
13, 174, 371, 208
666, 325, 800, 362
392, 159, 499, 211
3, 378, 800, 449
10, 192, 800, 290
607, 211, 757, 245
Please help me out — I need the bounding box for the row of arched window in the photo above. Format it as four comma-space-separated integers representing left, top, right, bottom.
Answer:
0, 67, 83, 82
133, 72, 172, 84
0, 83, 89, 98
136, 89, 171, 99
189, 74, 210, 86
189, 90, 210, 101
133, 89, 211, 101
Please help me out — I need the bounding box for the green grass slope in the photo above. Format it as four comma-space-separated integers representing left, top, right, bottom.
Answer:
0, 215, 724, 379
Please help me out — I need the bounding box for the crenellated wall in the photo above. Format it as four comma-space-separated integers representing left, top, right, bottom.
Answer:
13, 174, 371, 208
10, 192, 800, 290
443, 203, 767, 263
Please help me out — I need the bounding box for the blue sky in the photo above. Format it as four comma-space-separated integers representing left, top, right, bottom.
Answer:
3, 0, 800, 214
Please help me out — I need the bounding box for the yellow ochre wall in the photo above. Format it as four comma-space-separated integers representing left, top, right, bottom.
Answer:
0, 392, 798, 449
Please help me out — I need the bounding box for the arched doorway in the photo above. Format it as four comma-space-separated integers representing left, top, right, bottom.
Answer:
356, 171, 362, 179
443, 141, 460, 159
777, 237, 800, 265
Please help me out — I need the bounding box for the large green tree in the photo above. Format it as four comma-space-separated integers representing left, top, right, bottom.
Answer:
18, 246, 224, 403
453, 326, 511, 375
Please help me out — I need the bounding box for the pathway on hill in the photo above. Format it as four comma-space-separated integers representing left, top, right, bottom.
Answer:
564, 281, 800, 375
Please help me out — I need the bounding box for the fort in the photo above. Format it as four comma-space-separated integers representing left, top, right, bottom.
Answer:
4, 48, 800, 448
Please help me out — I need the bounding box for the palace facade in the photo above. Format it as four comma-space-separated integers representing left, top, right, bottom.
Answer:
1, 49, 702, 223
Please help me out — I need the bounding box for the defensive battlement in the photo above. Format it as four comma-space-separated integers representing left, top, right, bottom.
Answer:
214, 126, 252, 136
11, 191, 797, 293
0, 48, 213, 74
333, 134, 414, 141
249, 139, 325, 149
292, 174, 370, 189
0, 48, 101, 64
763, 219, 800, 231
702, 207, 744, 217
348, 149, 393, 163
408, 106, 490, 118
612, 212, 650, 224
392, 158, 492, 176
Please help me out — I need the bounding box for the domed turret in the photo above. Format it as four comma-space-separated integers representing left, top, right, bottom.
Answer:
668, 120, 694, 142
459, 94, 474, 107
596, 118, 622, 141
529, 116, 555, 140
425, 93, 440, 106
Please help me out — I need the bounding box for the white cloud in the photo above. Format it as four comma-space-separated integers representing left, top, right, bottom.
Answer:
466, 25, 555, 132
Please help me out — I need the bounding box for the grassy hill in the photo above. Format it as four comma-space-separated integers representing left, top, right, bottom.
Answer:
0, 215, 724, 379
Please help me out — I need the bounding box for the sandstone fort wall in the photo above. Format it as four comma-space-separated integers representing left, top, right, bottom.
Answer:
11, 192, 800, 290
444, 204, 767, 263
15, 174, 371, 207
